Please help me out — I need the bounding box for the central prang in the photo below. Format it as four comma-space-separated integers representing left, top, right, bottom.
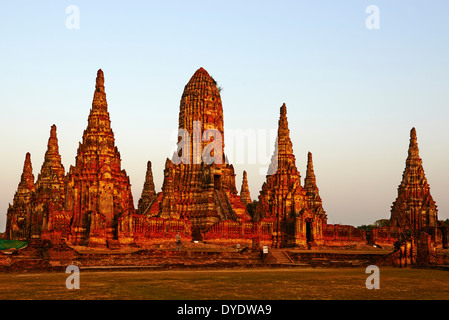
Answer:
145, 68, 250, 239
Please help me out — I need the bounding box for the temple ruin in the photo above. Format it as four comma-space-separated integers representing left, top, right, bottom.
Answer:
3, 68, 447, 257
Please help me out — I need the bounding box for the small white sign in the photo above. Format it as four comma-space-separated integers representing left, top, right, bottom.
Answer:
263, 246, 269, 254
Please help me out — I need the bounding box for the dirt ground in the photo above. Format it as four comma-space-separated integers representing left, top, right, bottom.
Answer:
0, 267, 448, 300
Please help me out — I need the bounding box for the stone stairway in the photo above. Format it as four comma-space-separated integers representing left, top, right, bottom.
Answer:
215, 190, 235, 220
287, 251, 392, 267
76, 250, 265, 270
107, 239, 121, 250
270, 249, 294, 264
266, 249, 394, 268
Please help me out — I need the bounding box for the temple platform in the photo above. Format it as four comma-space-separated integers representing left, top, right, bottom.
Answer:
0, 239, 407, 273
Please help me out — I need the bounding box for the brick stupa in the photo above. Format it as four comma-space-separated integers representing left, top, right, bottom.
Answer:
389, 128, 438, 231
304, 152, 327, 220
8, 68, 446, 252
65, 69, 135, 246
256, 104, 327, 248
137, 160, 157, 215
5, 153, 36, 240
30, 125, 68, 239
240, 171, 251, 206
147, 68, 249, 238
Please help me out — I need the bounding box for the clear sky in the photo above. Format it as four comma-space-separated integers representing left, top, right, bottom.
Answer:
0, 0, 448, 232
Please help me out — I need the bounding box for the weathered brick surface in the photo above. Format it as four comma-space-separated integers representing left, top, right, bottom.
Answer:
4, 69, 447, 266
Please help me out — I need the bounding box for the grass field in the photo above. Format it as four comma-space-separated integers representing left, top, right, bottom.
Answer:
0, 267, 448, 300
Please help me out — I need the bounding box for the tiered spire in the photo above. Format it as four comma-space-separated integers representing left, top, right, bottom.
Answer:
65, 69, 135, 245
30, 125, 67, 237
406, 127, 421, 167
5, 153, 36, 239
18, 153, 35, 194
175, 67, 225, 165
137, 161, 157, 214
390, 127, 438, 230
10, 152, 36, 209
74, 69, 120, 169
240, 171, 251, 206
304, 152, 320, 201
258, 104, 304, 221
267, 103, 297, 176
256, 104, 327, 248
153, 67, 249, 236
92, 69, 108, 112
36, 125, 65, 189
304, 152, 326, 217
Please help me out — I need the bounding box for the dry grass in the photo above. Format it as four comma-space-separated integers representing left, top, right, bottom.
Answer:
0, 267, 448, 300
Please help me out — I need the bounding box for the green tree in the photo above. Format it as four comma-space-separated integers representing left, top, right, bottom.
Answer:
357, 218, 390, 231
357, 224, 375, 231
374, 219, 390, 227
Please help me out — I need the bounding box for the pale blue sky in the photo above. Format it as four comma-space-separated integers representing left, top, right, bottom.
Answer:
0, 1, 448, 231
